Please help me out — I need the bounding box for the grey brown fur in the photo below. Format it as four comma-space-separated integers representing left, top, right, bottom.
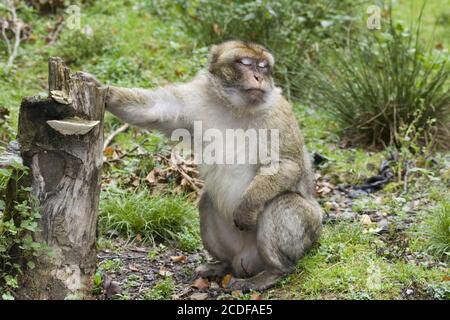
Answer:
85, 41, 323, 291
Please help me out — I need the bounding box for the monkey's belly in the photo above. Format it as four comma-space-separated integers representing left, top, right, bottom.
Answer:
200, 164, 256, 223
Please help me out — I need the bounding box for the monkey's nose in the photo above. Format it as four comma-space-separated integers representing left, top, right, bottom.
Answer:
254, 74, 262, 83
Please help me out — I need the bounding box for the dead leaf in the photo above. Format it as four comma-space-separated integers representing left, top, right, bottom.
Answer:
128, 263, 139, 272
210, 282, 220, 289
231, 290, 243, 297
159, 267, 173, 277
190, 292, 208, 300
360, 214, 372, 225
250, 293, 262, 300
221, 273, 232, 288
170, 255, 187, 263
146, 171, 156, 184
0, 106, 9, 120
104, 146, 114, 157
192, 277, 209, 290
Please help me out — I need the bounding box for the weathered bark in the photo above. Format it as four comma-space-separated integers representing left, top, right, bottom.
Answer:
13, 57, 106, 299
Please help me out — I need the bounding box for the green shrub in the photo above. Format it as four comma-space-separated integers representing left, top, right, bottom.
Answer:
160, 0, 361, 100
56, 28, 109, 65
308, 6, 450, 148
0, 161, 45, 300
425, 198, 450, 259
99, 187, 201, 251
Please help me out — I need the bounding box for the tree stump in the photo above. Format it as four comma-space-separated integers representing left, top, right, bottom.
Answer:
13, 57, 107, 299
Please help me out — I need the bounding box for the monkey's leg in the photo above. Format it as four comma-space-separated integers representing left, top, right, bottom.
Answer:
228, 193, 322, 292
196, 192, 241, 279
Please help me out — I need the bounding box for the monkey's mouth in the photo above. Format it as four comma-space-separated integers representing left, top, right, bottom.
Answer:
244, 88, 265, 95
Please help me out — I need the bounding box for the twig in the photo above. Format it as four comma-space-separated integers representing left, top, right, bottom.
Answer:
158, 153, 202, 192
104, 145, 139, 163
103, 123, 130, 149
1, 0, 22, 72
1, 20, 11, 56
47, 16, 64, 46
403, 161, 410, 193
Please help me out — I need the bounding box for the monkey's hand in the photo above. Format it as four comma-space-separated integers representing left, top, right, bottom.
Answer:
233, 199, 263, 231
76, 71, 102, 87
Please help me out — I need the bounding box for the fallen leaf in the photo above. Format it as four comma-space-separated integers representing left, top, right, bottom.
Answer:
221, 273, 232, 288
231, 290, 242, 297
146, 171, 156, 184
104, 146, 114, 157
192, 277, 209, 290
190, 292, 208, 300
159, 267, 173, 277
360, 214, 372, 225
250, 293, 262, 300
210, 282, 220, 289
170, 255, 187, 263
128, 263, 139, 272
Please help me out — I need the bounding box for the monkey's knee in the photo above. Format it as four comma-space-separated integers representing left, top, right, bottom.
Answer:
256, 193, 322, 273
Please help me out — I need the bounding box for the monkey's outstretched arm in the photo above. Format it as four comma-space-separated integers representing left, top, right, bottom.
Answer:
106, 85, 191, 133
233, 159, 300, 230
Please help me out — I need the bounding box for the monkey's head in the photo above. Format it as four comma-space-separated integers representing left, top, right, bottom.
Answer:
207, 40, 276, 108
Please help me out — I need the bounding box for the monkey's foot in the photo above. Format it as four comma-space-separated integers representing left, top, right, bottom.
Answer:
227, 271, 282, 292
195, 261, 231, 279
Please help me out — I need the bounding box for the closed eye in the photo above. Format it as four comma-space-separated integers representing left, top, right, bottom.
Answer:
238, 57, 253, 66
257, 60, 268, 69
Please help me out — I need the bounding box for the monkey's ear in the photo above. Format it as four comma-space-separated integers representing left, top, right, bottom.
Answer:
266, 52, 275, 68
207, 45, 220, 70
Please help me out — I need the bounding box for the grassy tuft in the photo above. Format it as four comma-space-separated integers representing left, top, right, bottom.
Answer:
99, 187, 201, 252
308, 6, 450, 149
142, 277, 176, 300
425, 198, 450, 258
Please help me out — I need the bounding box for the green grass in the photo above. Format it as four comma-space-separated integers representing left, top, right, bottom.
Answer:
425, 198, 450, 258
308, 5, 450, 148
98, 259, 123, 273
394, 0, 450, 48
99, 187, 201, 252
142, 277, 176, 300
268, 221, 447, 299
295, 105, 387, 185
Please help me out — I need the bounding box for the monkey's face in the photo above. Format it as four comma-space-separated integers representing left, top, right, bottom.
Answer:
208, 41, 275, 107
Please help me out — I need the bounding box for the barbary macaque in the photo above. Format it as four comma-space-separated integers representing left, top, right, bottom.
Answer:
84, 40, 323, 291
